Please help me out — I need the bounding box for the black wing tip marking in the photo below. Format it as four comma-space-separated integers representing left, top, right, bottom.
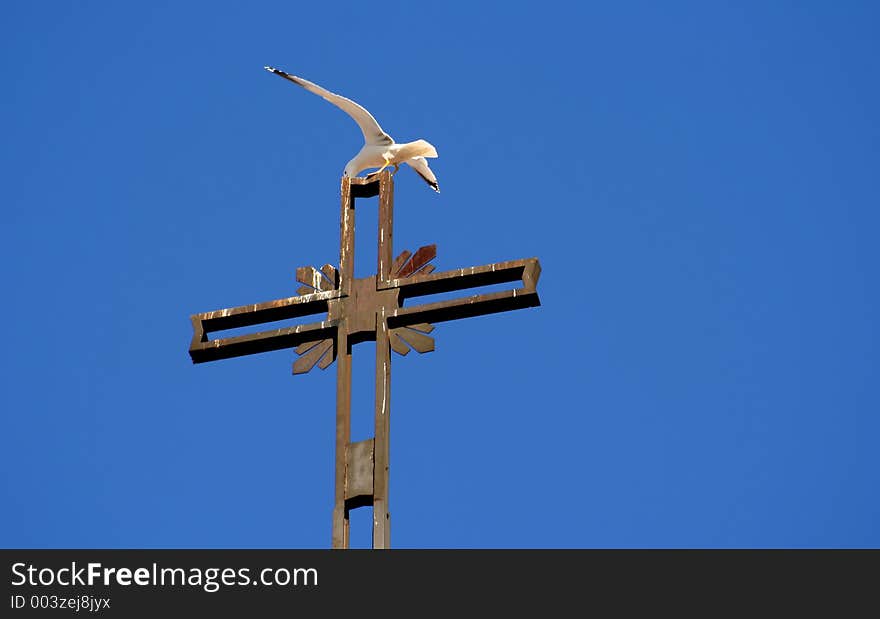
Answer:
413, 168, 440, 193
412, 167, 440, 193
264, 66, 292, 79
421, 173, 441, 193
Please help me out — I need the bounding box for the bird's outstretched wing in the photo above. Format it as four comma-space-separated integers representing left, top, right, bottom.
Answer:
265, 66, 393, 146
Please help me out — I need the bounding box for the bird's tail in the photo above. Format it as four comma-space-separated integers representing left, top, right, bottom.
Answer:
396, 139, 438, 161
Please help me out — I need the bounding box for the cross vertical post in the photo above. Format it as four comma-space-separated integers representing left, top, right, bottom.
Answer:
331, 176, 355, 548
332, 173, 395, 549
373, 173, 394, 548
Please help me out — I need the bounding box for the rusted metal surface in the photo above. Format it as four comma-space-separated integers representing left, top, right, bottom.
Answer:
338, 276, 399, 340
378, 173, 394, 282
395, 244, 437, 278
320, 264, 339, 287
390, 249, 411, 277
188, 169, 541, 549
332, 327, 351, 550
188, 292, 339, 364
332, 175, 357, 550
345, 439, 374, 502
372, 307, 391, 549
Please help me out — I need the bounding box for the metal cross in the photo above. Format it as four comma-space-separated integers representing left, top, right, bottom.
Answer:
189, 171, 541, 548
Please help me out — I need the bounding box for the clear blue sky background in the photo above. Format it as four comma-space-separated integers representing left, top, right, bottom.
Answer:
2, 1, 878, 548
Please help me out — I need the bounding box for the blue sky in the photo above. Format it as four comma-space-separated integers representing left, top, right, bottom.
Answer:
2, 1, 878, 548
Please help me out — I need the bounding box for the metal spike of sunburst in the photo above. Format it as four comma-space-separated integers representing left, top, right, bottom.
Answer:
389, 245, 437, 356
292, 264, 338, 374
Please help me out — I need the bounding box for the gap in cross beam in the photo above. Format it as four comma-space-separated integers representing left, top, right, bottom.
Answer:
353, 193, 381, 280
399, 280, 525, 308
348, 505, 374, 549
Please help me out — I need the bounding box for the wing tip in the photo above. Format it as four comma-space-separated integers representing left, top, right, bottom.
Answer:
264, 65, 289, 78
411, 164, 441, 193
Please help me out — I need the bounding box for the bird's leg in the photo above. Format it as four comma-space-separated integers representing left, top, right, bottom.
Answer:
392, 163, 400, 176
367, 158, 392, 178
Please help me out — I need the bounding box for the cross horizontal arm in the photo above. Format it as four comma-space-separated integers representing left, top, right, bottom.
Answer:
189, 289, 340, 363
385, 258, 541, 327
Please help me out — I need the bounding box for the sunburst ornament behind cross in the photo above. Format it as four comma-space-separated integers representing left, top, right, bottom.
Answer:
291, 245, 439, 374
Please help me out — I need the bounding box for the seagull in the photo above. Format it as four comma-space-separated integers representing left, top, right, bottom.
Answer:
264, 66, 440, 192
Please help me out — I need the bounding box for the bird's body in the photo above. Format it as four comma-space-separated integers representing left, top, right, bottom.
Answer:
264, 66, 440, 192
344, 140, 438, 179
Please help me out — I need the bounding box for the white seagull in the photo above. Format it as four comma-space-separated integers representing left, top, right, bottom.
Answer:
264, 66, 440, 192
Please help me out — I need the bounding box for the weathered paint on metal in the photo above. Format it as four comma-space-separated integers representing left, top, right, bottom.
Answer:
372, 305, 391, 549
332, 326, 351, 550
390, 249, 411, 277
342, 276, 399, 338
320, 264, 339, 288
397, 244, 437, 278
345, 438, 374, 502
332, 175, 356, 549
378, 173, 394, 283
296, 266, 330, 292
